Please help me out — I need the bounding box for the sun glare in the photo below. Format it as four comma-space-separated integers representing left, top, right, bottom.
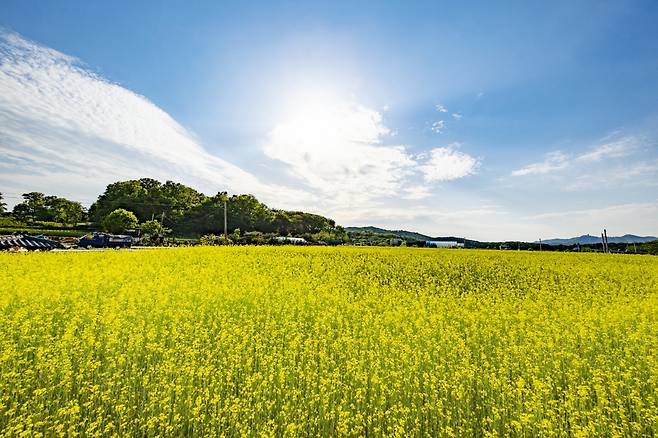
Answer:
271, 89, 388, 152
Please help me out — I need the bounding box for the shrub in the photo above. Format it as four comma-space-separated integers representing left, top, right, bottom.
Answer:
102, 209, 138, 234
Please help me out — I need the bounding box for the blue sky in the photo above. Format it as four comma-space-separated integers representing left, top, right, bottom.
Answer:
1, 1, 657, 240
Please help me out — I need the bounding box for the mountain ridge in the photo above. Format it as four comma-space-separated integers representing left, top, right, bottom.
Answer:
347, 226, 657, 246
346, 226, 471, 243
539, 234, 657, 246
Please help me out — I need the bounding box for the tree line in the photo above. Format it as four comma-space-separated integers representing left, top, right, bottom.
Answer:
3, 192, 85, 226
0, 179, 347, 241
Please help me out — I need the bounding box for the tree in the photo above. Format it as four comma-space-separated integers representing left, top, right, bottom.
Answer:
276, 211, 335, 235
140, 219, 171, 245
89, 178, 341, 238
0, 192, 6, 214
89, 178, 207, 224
227, 194, 274, 232
272, 211, 292, 234
12, 192, 85, 225
13, 192, 47, 222
176, 192, 228, 236
44, 196, 85, 225
103, 209, 138, 234
141, 219, 167, 236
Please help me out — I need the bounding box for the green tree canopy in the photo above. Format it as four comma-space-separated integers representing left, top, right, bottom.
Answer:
12, 192, 85, 225
103, 209, 138, 234
0, 192, 7, 214
175, 192, 228, 236
227, 194, 275, 232
141, 219, 169, 236
90, 179, 340, 238
89, 178, 206, 224
45, 196, 85, 226
12, 192, 46, 222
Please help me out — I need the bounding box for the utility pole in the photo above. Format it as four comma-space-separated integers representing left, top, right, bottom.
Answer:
223, 200, 228, 239
601, 232, 606, 253
603, 229, 609, 253
539, 238, 542, 251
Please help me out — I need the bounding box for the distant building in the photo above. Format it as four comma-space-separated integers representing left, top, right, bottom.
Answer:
389, 238, 403, 246
425, 240, 463, 248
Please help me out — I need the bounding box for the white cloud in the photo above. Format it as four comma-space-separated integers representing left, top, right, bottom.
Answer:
418, 145, 479, 182
522, 201, 658, 237
263, 100, 417, 207
564, 160, 658, 191
402, 185, 433, 200
510, 135, 652, 186
11, 30, 641, 242
263, 98, 481, 210
576, 136, 638, 162
452, 113, 462, 120
431, 120, 445, 133
0, 30, 309, 208
435, 104, 447, 113
0, 30, 486, 231
511, 151, 569, 176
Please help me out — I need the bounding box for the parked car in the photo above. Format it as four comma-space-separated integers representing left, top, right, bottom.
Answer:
76, 232, 132, 249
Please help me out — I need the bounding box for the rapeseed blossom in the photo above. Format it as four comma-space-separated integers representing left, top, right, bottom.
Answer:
0, 247, 656, 436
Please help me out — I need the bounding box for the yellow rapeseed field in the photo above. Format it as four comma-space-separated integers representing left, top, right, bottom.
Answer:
0, 247, 657, 437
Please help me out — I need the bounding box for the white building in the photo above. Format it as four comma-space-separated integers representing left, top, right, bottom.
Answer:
425, 240, 464, 248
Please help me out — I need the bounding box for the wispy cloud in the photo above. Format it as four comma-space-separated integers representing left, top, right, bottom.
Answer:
576, 136, 638, 162
402, 185, 433, 200
263, 99, 481, 210
512, 132, 641, 176
564, 159, 658, 191
431, 120, 445, 133
418, 144, 479, 182
510, 135, 651, 187
263, 100, 418, 207
430, 106, 461, 132
523, 201, 658, 231
511, 151, 569, 176
0, 30, 485, 235
506, 132, 658, 211
0, 30, 309, 208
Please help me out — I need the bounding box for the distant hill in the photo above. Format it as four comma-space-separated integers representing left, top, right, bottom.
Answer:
540, 234, 657, 246
346, 226, 433, 241
346, 226, 477, 245
347, 226, 658, 249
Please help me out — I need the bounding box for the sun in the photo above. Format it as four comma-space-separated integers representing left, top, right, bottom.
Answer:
270, 88, 388, 153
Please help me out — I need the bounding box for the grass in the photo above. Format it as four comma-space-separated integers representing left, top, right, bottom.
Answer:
0, 247, 656, 436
